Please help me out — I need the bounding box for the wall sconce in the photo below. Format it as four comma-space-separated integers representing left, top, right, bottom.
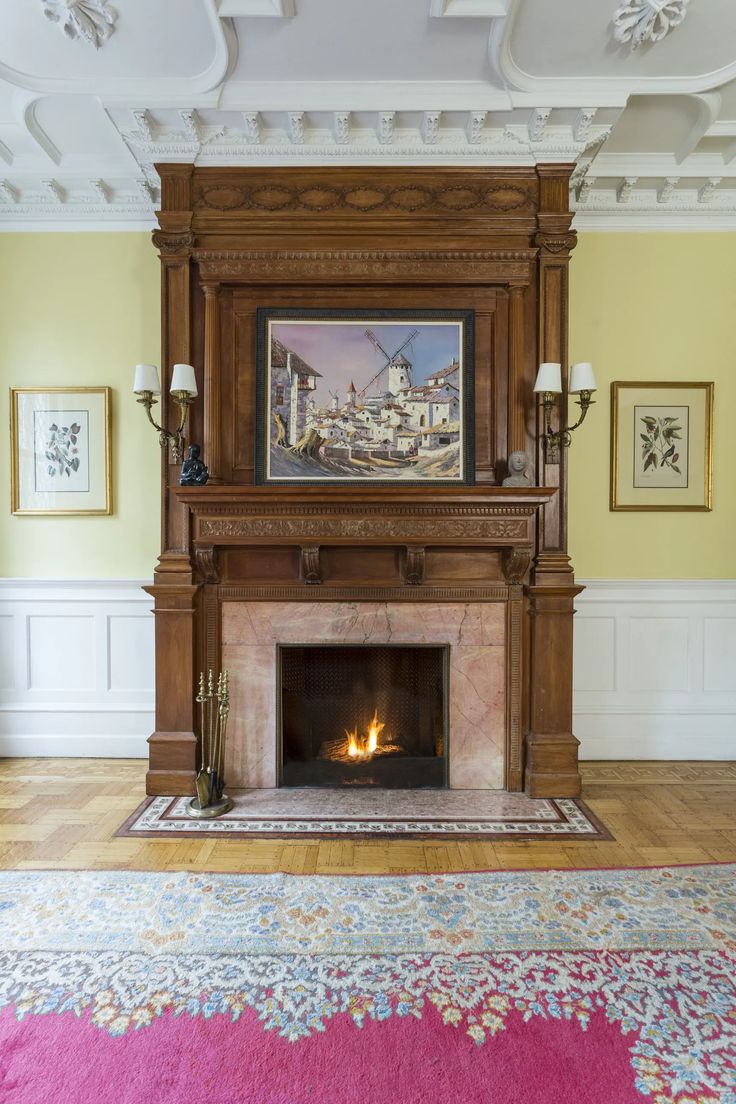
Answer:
534, 361, 597, 465
133, 363, 198, 464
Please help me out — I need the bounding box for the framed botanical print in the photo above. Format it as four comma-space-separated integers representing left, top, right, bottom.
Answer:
254, 308, 475, 486
610, 381, 713, 511
10, 387, 112, 515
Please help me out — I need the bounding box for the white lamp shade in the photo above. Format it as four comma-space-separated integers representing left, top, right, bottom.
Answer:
170, 363, 198, 396
533, 362, 562, 394
569, 362, 597, 393
133, 364, 160, 394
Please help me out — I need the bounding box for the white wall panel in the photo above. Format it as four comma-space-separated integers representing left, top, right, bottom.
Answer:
626, 617, 690, 693
0, 581, 154, 757
0, 578, 733, 762
574, 581, 736, 760
108, 615, 155, 692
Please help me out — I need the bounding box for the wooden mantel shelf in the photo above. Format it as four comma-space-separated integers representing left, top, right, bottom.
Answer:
174, 485, 557, 509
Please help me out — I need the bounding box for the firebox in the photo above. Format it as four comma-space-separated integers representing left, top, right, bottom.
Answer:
278, 644, 449, 788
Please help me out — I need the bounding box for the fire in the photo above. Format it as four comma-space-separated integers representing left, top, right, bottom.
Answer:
345, 710, 385, 761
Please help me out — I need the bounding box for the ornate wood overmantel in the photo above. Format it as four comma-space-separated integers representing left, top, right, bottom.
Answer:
148, 163, 582, 799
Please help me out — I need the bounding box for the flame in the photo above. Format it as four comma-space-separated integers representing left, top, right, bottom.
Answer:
344, 709, 385, 761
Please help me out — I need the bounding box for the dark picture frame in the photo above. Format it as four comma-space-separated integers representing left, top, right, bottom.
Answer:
254, 308, 475, 486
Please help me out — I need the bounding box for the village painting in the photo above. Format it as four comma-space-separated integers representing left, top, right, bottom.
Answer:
257, 313, 471, 484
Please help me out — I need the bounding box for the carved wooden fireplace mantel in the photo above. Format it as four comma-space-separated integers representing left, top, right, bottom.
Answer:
147, 163, 583, 800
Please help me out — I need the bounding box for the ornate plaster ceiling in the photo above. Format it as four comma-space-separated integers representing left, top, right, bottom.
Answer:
0, 0, 735, 229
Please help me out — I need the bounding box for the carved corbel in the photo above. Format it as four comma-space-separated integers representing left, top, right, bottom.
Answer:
301, 545, 322, 585
152, 230, 195, 258
502, 547, 532, 585
534, 230, 578, 256
194, 545, 218, 584
404, 546, 426, 586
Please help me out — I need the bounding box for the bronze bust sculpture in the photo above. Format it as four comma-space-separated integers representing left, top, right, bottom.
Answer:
502, 450, 532, 487
179, 443, 209, 486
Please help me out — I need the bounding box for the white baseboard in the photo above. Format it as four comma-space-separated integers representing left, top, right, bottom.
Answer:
0, 577, 734, 762
574, 580, 736, 760
0, 579, 154, 759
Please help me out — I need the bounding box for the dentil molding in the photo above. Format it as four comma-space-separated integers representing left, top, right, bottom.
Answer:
41, 0, 118, 48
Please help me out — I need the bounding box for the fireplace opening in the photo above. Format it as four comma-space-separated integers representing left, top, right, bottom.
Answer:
279, 644, 449, 788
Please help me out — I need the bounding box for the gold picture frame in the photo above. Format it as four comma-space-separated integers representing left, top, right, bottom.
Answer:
610, 381, 713, 512
10, 387, 112, 515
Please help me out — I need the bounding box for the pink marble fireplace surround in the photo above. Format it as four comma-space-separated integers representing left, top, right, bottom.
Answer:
221, 601, 506, 790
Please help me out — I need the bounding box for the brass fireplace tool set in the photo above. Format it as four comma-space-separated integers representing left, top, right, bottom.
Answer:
186, 669, 233, 819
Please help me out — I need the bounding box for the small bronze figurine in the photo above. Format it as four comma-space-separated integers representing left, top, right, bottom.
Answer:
502, 450, 532, 487
179, 443, 209, 486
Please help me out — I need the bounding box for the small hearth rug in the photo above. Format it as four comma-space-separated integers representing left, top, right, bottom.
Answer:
1, 866, 734, 1104
117, 788, 610, 840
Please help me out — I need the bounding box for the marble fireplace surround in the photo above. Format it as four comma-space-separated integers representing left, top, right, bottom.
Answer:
221, 601, 507, 791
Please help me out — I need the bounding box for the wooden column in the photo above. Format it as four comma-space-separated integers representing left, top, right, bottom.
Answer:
202, 282, 222, 483
507, 283, 527, 454
525, 164, 583, 798
147, 165, 199, 796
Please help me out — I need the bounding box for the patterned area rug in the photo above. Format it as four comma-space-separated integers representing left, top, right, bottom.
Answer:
0, 865, 734, 1103
117, 789, 609, 840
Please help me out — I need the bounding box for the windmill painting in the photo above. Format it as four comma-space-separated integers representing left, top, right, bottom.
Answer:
255, 309, 474, 485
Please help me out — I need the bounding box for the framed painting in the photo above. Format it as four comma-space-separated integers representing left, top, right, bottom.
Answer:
10, 387, 112, 515
255, 308, 474, 485
610, 381, 713, 511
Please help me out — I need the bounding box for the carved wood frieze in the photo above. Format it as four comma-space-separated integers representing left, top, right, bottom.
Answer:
195, 250, 534, 283
192, 181, 537, 217
199, 517, 528, 541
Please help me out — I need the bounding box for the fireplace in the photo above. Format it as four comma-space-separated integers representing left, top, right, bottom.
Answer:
279, 644, 449, 788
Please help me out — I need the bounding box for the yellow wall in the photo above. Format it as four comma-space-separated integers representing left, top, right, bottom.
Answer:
0, 233, 160, 578
569, 233, 735, 579
1, 231, 733, 580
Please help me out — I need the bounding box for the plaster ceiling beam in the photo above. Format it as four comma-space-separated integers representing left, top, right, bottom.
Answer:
219, 82, 513, 113
591, 151, 736, 180
217, 0, 295, 13
674, 92, 721, 164
429, 0, 510, 15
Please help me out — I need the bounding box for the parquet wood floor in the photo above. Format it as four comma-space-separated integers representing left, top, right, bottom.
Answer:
0, 758, 733, 874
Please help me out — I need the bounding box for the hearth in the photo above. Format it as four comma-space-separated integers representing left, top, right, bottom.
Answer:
279, 644, 448, 788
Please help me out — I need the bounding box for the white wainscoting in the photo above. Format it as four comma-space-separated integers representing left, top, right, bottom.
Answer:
0, 580, 154, 758
574, 580, 736, 760
0, 578, 734, 761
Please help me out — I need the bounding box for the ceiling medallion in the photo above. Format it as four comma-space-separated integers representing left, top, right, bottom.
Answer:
42, 0, 118, 48
612, 0, 688, 49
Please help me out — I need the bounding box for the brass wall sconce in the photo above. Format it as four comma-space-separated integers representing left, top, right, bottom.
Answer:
132, 363, 198, 464
534, 361, 597, 464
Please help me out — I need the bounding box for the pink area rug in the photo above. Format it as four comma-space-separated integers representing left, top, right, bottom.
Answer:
0, 866, 734, 1103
